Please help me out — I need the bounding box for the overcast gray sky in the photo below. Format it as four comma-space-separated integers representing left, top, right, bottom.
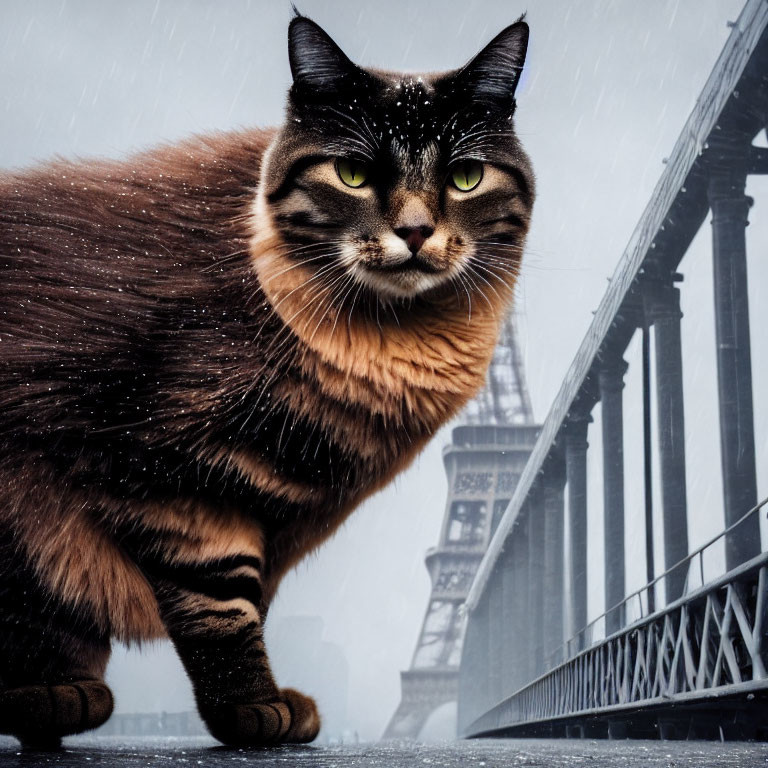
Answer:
2, 0, 766, 743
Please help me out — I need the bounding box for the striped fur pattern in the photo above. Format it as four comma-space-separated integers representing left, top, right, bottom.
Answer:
0, 14, 533, 748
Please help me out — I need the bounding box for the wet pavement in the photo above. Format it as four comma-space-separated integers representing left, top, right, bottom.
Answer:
1, 737, 768, 767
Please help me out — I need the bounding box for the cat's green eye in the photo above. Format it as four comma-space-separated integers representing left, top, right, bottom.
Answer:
450, 160, 484, 192
336, 158, 369, 188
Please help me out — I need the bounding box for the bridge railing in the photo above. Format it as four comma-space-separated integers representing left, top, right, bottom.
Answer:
467, 548, 768, 740
560, 498, 768, 665
458, 0, 768, 738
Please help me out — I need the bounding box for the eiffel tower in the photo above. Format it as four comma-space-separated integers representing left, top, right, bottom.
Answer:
383, 313, 539, 739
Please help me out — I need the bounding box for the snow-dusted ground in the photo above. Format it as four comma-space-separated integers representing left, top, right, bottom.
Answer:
1, 738, 768, 767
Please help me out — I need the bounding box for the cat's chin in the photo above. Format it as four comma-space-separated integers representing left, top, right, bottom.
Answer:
352, 264, 451, 300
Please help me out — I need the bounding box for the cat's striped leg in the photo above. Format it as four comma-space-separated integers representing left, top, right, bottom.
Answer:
143, 552, 320, 746
0, 540, 113, 749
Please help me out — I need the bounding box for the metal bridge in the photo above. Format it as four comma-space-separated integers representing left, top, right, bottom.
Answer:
459, 0, 768, 741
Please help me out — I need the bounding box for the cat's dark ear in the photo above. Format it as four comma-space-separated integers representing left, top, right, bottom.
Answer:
288, 15, 356, 92
456, 19, 529, 105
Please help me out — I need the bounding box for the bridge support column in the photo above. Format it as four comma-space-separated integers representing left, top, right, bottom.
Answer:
599, 353, 628, 635
526, 491, 545, 680
488, 564, 503, 707
565, 415, 591, 649
644, 271, 689, 602
542, 456, 566, 667
708, 170, 759, 570
475, 591, 491, 714
505, 518, 530, 693
500, 543, 514, 696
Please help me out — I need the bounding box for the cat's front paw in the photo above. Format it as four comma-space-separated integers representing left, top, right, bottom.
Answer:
0, 680, 114, 748
279, 687, 321, 743
201, 688, 320, 747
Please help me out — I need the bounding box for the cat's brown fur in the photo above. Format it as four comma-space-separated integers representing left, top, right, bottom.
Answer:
0, 15, 533, 747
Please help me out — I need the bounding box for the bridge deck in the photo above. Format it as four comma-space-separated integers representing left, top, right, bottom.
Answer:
2, 737, 767, 767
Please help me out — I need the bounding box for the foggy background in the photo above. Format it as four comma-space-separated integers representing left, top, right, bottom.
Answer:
2, 0, 767, 743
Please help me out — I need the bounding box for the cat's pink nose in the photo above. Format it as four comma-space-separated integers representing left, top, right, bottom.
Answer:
394, 225, 434, 255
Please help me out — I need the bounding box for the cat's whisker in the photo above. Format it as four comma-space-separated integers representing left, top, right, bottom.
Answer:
238, 250, 336, 292
242, 253, 342, 318
442, 107, 466, 139
465, 260, 504, 302
477, 247, 584, 274
321, 104, 379, 142
472, 261, 521, 282
318, 273, 359, 346
468, 263, 512, 289
319, 106, 379, 157
471, 244, 525, 268
452, 270, 474, 323
473, 249, 523, 259
266, 240, 345, 256
267, 258, 343, 317
303, 269, 355, 346
328, 280, 358, 339
455, 129, 518, 150
460, 268, 495, 314
472, 256, 520, 267
472, 239, 524, 248
358, 113, 383, 147
373, 291, 383, 335
446, 273, 464, 307
385, 295, 402, 329
346, 281, 366, 331
258, 252, 336, 285
450, 120, 494, 149
325, 137, 377, 161
475, 264, 522, 289
471, 251, 522, 269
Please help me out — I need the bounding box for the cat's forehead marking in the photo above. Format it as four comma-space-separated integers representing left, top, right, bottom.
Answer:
391, 137, 439, 186
375, 75, 440, 158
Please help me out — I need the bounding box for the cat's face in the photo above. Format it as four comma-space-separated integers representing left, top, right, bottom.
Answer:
258, 16, 534, 303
